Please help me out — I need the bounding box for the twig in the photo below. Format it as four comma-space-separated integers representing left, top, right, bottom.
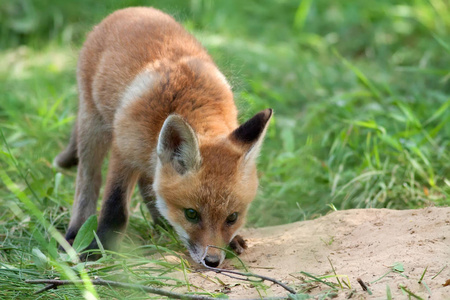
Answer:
356, 278, 372, 295
35, 284, 58, 294
26, 243, 297, 298
26, 278, 291, 299
200, 265, 297, 294
25, 278, 216, 299
200, 267, 296, 294
201, 245, 296, 294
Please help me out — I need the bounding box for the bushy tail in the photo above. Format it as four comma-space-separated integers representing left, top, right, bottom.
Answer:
54, 125, 78, 169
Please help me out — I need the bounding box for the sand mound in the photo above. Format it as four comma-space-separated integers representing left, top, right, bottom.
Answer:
188, 207, 450, 299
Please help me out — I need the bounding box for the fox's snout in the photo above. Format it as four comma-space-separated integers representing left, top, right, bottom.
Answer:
203, 254, 221, 268
186, 242, 226, 267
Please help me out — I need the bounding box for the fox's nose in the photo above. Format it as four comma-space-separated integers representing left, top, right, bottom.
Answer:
204, 255, 220, 268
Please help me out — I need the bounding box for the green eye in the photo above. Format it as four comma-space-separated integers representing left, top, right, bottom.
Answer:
226, 212, 238, 225
184, 208, 200, 223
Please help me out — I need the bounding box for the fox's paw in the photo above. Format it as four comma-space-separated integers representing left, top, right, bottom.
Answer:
58, 228, 77, 251
80, 251, 102, 261
79, 240, 103, 261
229, 235, 248, 255
65, 228, 78, 245
60, 228, 104, 261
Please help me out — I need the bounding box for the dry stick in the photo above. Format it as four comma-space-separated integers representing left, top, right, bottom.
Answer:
356, 278, 372, 295
35, 283, 58, 294
27, 245, 296, 298
202, 245, 296, 295
25, 279, 216, 299
25, 279, 289, 300
199, 267, 296, 294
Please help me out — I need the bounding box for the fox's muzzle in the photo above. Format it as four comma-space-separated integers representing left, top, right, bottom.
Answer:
187, 242, 226, 267
203, 254, 221, 267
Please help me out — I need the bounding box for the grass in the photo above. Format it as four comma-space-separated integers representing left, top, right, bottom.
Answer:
1, 0, 449, 298
295, 260, 446, 299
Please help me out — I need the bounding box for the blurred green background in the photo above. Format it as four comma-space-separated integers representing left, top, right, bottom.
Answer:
1, 0, 449, 228
1, 0, 449, 298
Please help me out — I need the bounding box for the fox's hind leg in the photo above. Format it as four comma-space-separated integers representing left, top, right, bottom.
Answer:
54, 125, 79, 169
64, 106, 112, 245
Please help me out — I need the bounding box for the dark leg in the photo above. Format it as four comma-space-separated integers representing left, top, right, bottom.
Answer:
138, 175, 165, 226
82, 148, 138, 260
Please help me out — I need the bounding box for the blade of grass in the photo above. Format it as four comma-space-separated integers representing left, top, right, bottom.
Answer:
386, 285, 392, 300
418, 266, 428, 284
333, 49, 382, 102
327, 257, 343, 289
431, 265, 447, 279
399, 285, 424, 300
294, 0, 312, 31
300, 271, 337, 290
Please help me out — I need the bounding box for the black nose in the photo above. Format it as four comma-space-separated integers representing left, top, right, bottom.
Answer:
204, 255, 220, 268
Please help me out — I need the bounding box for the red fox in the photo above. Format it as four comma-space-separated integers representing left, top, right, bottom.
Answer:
55, 7, 272, 267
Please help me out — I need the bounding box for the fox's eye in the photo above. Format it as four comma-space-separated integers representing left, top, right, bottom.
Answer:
184, 208, 200, 223
226, 212, 238, 225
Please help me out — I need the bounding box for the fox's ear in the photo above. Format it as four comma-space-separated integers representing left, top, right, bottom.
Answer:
157, 115, 201, 174
230, 108, 273, 161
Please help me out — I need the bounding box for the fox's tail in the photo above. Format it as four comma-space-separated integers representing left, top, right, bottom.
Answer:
54, 123, 79, 169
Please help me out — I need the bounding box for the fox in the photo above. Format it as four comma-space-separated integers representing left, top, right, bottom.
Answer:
54, 7, 272, 268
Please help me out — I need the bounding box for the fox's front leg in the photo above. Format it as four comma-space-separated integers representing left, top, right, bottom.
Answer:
83, 148, 138, 259
138, 175, 166, 227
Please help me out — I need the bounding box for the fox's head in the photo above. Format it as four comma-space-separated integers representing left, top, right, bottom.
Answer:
153, 109, 272, 267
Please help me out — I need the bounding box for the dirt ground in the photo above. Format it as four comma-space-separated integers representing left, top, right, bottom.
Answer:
186, 207, 450, 299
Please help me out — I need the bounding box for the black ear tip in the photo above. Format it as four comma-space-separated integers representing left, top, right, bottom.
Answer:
256, 108, 273, 123
231, 108, 273, 144
263, 108, 273, 119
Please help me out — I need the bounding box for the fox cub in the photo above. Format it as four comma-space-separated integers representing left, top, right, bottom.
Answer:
55, 7, 272, 267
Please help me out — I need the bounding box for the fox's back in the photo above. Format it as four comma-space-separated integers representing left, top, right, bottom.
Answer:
78, 7, 214, 121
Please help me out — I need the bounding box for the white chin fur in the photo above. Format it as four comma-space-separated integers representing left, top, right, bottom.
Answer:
154, 195, 199, 260
155, 195, 190, 240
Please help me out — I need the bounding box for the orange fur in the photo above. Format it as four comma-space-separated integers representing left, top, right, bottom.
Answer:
56, 7, 272, 266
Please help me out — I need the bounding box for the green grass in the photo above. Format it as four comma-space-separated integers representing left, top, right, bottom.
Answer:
1, 0, 449, 298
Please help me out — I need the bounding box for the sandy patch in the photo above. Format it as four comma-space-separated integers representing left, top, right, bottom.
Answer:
187, 207, 450, 299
